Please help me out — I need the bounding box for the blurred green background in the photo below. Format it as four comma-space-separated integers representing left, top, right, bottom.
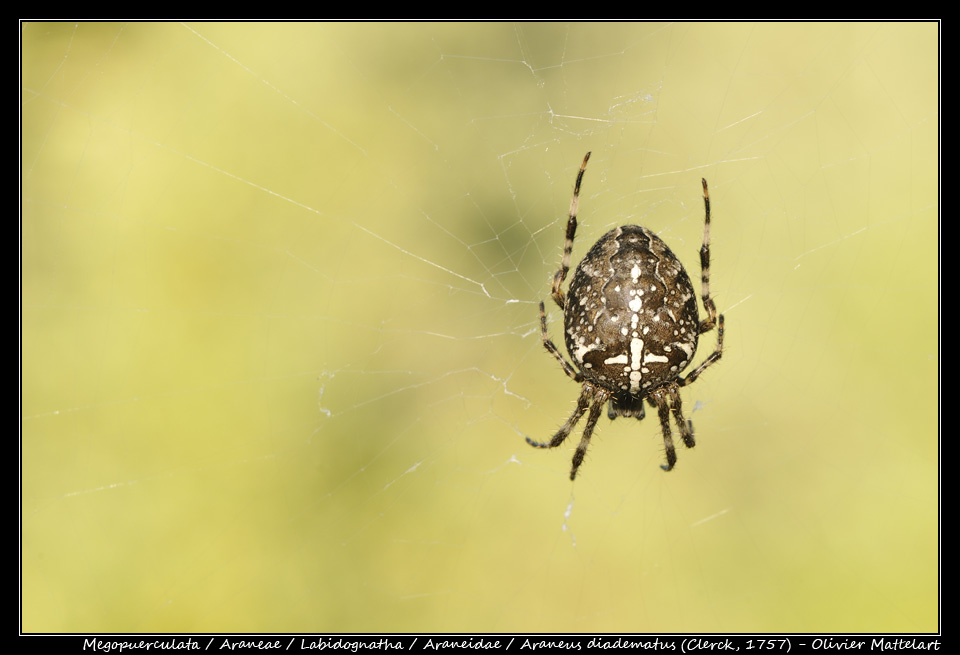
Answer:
22, 22, 938, 633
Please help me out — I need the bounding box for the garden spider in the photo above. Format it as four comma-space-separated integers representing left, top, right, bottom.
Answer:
527, 152, 724, 480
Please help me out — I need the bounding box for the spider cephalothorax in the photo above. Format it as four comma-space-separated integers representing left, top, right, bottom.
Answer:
527, 152, 724, 480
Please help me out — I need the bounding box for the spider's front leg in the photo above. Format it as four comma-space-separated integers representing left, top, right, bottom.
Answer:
649, 384, 695, 471
667, 385, 695, 450
526, 383, 609, 481
525, 384, 593, 450
569, 388, 609, 480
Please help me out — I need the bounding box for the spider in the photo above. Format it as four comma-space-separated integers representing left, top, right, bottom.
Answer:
527, 152, 724, 480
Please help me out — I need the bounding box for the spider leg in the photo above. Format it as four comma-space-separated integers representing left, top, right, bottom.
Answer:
698, 178, 719, 334
569, 388, 610, 480
649, 389, 678, 471
667, 385, 695, 449
550, 152, 591, 310
540, 301, 582, 382
526, 383, 593, 450
679, 314, 724, 388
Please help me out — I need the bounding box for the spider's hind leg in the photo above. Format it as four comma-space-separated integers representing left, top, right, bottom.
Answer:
550, 152, 591, 310
698, 178, 719, 334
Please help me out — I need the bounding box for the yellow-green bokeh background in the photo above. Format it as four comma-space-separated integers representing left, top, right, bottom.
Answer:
22, 22, 938, 633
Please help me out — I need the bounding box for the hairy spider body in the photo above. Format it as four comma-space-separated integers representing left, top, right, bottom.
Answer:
527, 152, 724, 480
564, 225, 699, 396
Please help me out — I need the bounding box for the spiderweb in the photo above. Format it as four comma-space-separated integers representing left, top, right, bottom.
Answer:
22, 22, 938, 633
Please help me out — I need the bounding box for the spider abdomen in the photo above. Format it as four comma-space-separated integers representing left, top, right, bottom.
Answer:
563, 225, 700, 395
